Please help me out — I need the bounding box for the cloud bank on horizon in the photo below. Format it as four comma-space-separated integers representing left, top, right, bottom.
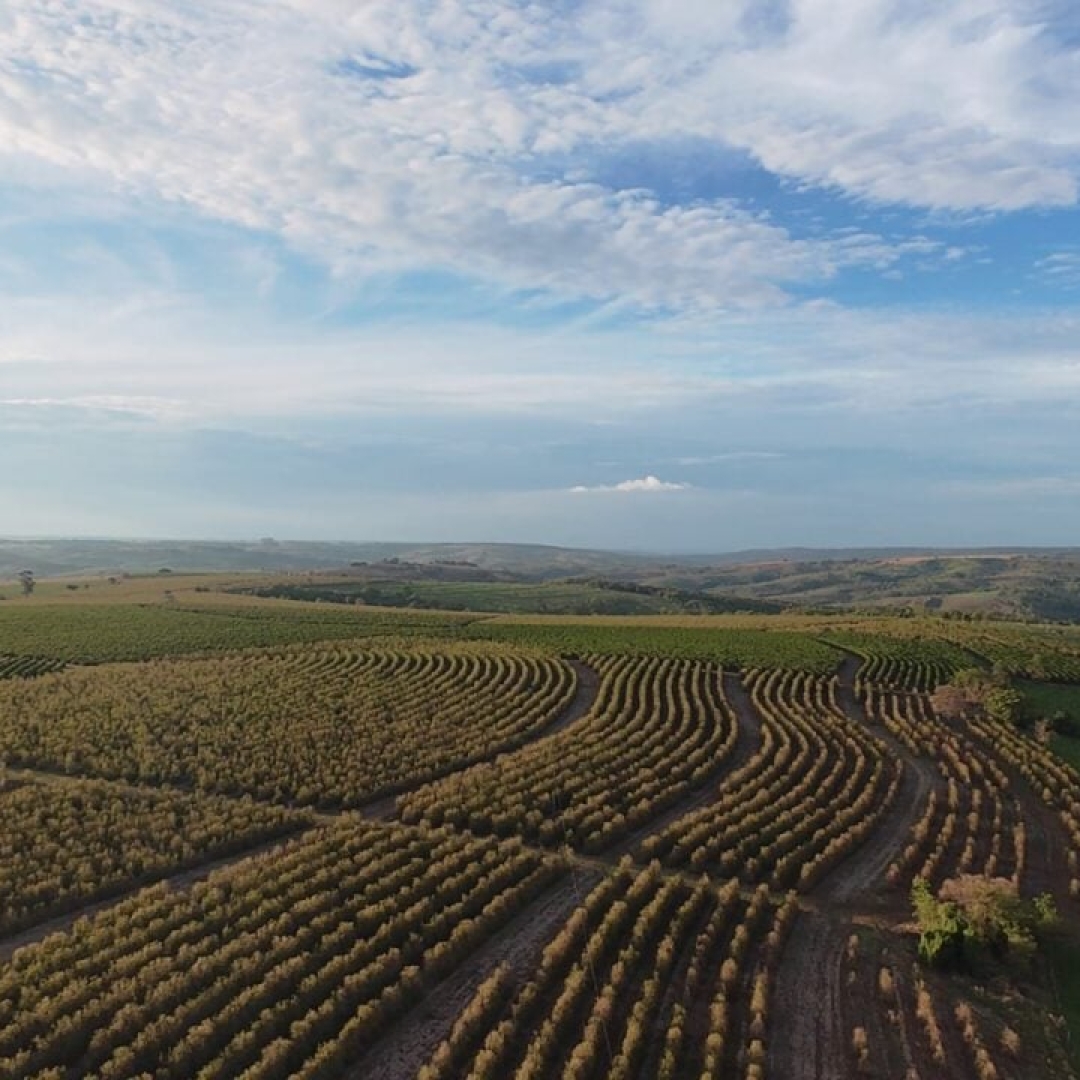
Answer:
1, 0, 1078, 548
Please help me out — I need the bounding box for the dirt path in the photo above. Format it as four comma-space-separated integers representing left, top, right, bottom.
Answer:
722, 670, 767, 772
822, 659, 939, 906
769, 914, 851, 1080
0, 826, 321, 963
356, 657, 601, 822
347, 864, 604, 1080
769, 656, 939, 1080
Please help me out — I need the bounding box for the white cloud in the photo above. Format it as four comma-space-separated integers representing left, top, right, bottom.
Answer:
571, 475, 690, 493
0, 0, 1072, 319
1, 288, 1079, 427
623, 0, 1080, 211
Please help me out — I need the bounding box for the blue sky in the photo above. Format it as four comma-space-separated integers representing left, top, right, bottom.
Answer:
1, 0, 1079, 551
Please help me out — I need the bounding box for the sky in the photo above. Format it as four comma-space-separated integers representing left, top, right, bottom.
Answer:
1, 0, 1079, 552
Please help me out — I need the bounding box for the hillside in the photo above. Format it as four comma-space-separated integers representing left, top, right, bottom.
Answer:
6, 538, 1080, 623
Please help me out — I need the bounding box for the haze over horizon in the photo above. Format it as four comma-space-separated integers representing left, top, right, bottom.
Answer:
3, 2, 1079, 549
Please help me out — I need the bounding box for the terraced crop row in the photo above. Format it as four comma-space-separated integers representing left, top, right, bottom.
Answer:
0, 820, 561, 1080
0, 644, 575, 807
643, 669, 900, 891
0, 776, 311, 936
398, 655, 737, 853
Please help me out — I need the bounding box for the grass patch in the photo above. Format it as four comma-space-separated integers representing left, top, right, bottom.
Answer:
1051, 734, 1080, 772
1018, 681, 1080, 770
1019, 680, 1080, 721
1048, 935, 1080, 1076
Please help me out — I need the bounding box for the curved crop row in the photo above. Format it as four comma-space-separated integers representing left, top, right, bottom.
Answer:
419, 861, 796, 1080
823, 632, 972, 693
939, 624, 1080, 683
465, 623, 842, 672
643, 669, 899, 892
0, 644, 574, 807
398, 655, 737, 853
0, 654, 66, 681
0, 777, 311, 937
865, 688, 1022, 889
0, 819, 560, 1080
961, 709, 1080, 897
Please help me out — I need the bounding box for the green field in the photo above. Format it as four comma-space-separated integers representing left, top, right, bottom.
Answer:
0, 601, 473, 662
1050, 936, 1080, 1075
240, 578, 779, 616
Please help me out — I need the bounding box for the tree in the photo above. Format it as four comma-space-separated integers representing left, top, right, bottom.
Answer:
911, 878, 967, 967
931, 667, 1021, 726
984, 685, 1022, 726
17, 569, 34, 597
914, 875, 1056, 969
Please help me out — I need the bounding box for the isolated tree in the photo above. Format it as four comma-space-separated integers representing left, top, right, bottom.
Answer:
984, 685, 1022, 726
17, 569, 34, 596
931, 667, 1021, 726
914, 875, 1055, 969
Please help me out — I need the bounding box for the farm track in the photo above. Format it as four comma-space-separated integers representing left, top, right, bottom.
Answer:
347, 864, 605, 1080
0, 826, 320, 963
356, 656, 601, 822
824, 659, 939, 906
770, 656, 939, 1080
770, 915, 850, 1080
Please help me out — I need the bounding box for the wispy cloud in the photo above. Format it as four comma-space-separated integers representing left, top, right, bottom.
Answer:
1, 0, 1074, 316
673, 452, 786, 466
1034, 251, 1080, 289
942, 475, 1080, 498
571, 475, 690, 493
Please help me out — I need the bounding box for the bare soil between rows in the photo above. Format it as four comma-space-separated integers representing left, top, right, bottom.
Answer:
769, 655, 942, 1080
347, 865, 604, 1080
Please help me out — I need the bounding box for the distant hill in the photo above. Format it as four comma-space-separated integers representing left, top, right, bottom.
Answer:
635, 553, 1080, 622
5, 537, 1080, 621
0, 537, 659, 580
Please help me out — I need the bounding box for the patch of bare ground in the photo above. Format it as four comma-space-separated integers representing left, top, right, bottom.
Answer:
346, 864, 604, 1080
358, 657, 601, 822
770, 914, 851, 1080
0, 826, 321, 963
